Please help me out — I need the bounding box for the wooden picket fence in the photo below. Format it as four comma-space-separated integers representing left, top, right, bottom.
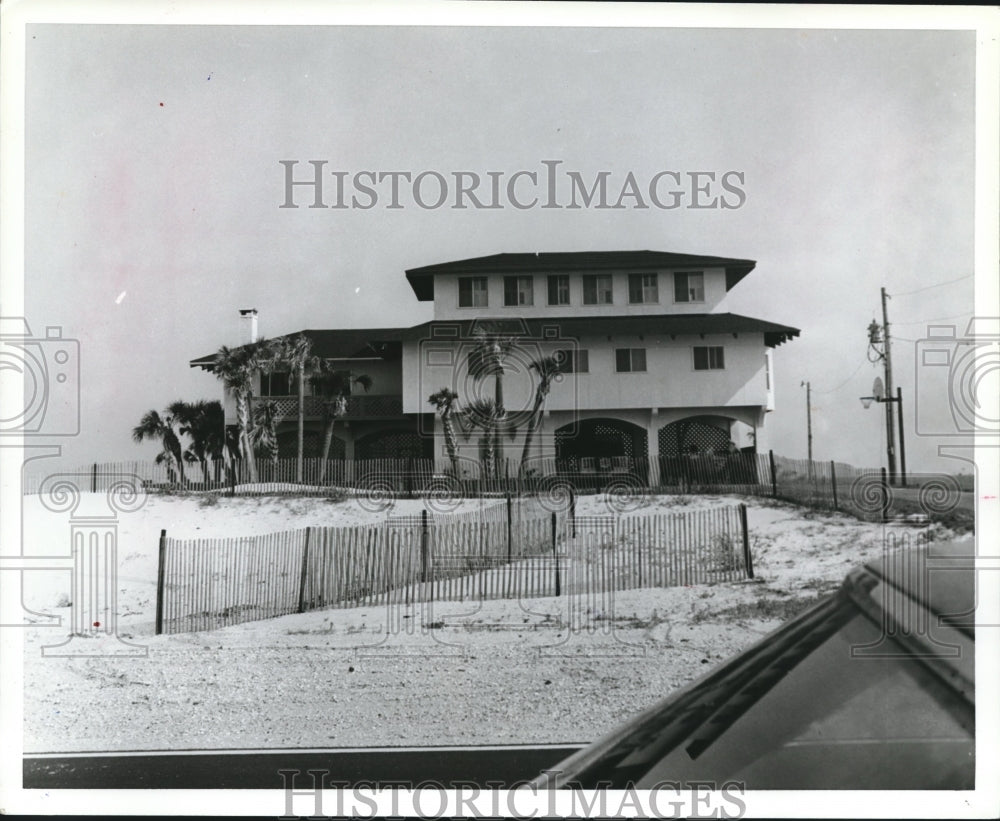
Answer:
23, 452, 955, 527
155, 502, 752, 634
18, 452, 864, 500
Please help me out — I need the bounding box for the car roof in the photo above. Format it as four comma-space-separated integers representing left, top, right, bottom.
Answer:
862, 538, 976, 636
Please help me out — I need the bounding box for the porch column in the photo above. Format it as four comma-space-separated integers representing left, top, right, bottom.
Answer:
647, 409, 660, 487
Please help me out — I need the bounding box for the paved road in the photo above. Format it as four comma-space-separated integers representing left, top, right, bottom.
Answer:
23, 744, 585, 789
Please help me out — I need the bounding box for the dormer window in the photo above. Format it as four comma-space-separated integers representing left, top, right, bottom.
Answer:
674, 271, 705, 303
458, 276, 488, 308
503, 276, 534, 307
628, 273, 659, 304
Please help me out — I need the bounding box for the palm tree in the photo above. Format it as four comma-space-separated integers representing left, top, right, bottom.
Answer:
277, 334, 314, 483
519, 355, 563, 473
461, 398, 502, 481
428, 387, 461, 478
169, 400, 226, 485
132, 408, 186, 486
310, 362, 373, 483
471, 329, 515, 479
249, 399, 281, 466
207, 338, 272, 483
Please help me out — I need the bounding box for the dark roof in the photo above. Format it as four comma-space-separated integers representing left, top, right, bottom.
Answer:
405, 251, 757, 301
189, 328, 405, 370
402, 313, 799, 348
190, 311, 799, 368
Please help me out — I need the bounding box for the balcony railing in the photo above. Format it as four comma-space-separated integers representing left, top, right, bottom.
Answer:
250, 394, 404, 420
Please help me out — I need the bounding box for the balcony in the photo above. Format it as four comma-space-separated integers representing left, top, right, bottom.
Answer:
250, 394, 404, 420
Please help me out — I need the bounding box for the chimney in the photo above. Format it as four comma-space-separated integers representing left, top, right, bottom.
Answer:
239, 308, 259, 345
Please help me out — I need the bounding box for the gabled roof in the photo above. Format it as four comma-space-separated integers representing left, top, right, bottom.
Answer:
402, 313, 799, 348
405, 250, 757, 301
189, 328, 405, 370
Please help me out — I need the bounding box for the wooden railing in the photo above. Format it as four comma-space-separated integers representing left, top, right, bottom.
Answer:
250, 394, 404, 419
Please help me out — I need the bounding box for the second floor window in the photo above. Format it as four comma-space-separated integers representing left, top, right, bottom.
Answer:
260, 371, 294, 396
547, 275, 570, 306
554, 349, 589, 373
583, 274, 614, 305
693, 346, 725, 370
615, 348, 647, 373
628, 273, 659, 304
458, 276, 488, 307
674, 271, 705, 303
504, 276, 534, 307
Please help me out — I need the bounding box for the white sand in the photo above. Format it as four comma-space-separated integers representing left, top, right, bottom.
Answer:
18, 490, 963, 753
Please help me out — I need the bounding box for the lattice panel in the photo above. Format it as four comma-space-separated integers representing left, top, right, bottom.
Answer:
659, 420, 730, 456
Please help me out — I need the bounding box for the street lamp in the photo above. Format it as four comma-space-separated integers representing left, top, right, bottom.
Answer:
859, 381, 907, 487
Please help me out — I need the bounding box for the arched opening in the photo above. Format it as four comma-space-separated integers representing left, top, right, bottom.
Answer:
554, 418, 648, 483
658, 416, 758, 485
658, 417, 732, 457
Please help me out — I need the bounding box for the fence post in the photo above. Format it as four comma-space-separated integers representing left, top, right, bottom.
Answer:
297, 527, 312, 613
738, 505, 754, 579
830, 461, 839, 510
768, 450, 777, 497
570, 487, 576, 537
506, 493, 513, 564
155, 529, 167, 635
551, 511, 561, 597
420, 508, 429, 583
91, 463, 98, 493
880, 467, 890, 523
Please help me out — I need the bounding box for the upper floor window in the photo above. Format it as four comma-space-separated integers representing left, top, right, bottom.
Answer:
260, 371, 294, 396
547, 275, 570, 306
504, 276, 534, 307
693, 346, 725, 370
628, 273, 659, 304
583, 274, 614, 305
674, 271, 705, 303
554, 349, 589, 373
458, 276, 488, 308
615, 348, 647, 373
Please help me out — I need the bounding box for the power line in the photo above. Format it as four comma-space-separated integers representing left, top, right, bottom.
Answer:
890, 274, 972, 297
812, 356, 871, 395
894, 311, 974, 326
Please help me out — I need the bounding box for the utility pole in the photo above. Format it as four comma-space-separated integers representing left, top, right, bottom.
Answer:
881, 288, 897, 485
801, 380, 813, 478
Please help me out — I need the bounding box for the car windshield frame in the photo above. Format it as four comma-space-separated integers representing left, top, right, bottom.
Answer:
539, 545, 976, 790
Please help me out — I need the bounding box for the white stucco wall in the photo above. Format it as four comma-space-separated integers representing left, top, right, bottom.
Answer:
402, 331, 769, 415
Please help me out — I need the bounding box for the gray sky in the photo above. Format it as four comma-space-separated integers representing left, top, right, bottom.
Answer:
22, 22, 979, 474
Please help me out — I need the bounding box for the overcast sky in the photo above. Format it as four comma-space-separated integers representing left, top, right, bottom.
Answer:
19, 19, 983, 475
